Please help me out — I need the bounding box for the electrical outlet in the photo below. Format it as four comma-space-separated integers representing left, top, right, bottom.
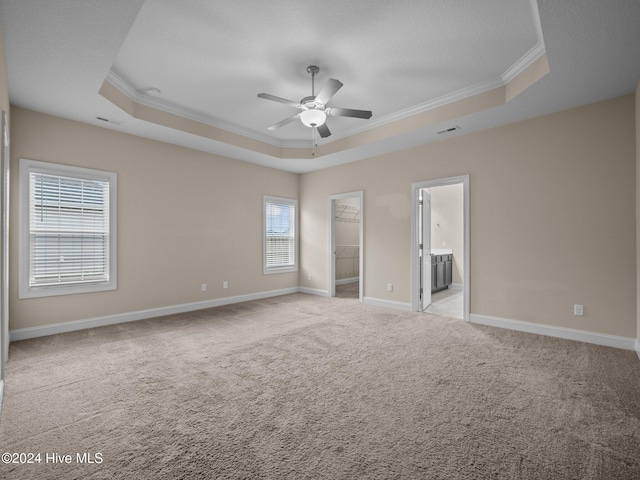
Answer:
307, 274, 312, 281
387, 283, 393, 292
201, 283, 207, 292
223, 281, 228, 289
574, 304, 584, 316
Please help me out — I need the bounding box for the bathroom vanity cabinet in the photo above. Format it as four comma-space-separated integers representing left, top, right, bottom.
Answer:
431, 253, 452, 293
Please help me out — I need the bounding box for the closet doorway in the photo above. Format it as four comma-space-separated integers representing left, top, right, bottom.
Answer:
329, 191, 363, 301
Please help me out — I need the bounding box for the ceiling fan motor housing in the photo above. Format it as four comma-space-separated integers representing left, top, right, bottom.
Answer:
301, 96, 325, 110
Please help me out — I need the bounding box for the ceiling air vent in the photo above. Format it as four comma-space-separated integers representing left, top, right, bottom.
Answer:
96, 116, 123, 126
436, 125, 460, 135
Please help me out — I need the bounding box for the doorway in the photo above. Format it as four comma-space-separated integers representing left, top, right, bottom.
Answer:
411, 176, 469, 320
329, 191, 363, 301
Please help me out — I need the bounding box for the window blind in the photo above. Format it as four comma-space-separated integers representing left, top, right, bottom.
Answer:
265, 198, 295, 269
29, 172, 110, 287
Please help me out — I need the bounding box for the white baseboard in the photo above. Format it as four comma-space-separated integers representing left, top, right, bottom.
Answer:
299, 287, 330, 297
450, 283, 464, 291
363, 297, 412, 311
0, 379, 4, 417
336, 277, 359, 286
9, 286, 639, 360
470, 313, 636, 351
9, 287, 300, 342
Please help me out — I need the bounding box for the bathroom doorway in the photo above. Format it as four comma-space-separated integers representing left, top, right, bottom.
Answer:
411, 176, 469, 320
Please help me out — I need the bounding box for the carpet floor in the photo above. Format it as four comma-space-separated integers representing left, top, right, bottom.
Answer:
1, 293, 639, 479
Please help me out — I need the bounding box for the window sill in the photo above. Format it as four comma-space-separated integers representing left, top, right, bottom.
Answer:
19, 282, 117, 299
263, 266, 298, 275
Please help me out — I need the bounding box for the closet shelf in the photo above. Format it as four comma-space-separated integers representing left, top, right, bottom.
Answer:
335, 245, 359, 258
335, 204, 360, 223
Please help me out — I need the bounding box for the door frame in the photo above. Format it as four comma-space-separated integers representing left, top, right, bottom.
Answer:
420, 190, 432, 311
328, 191, 363, 302
1, 111, 9, 380
410, 175, 469, 319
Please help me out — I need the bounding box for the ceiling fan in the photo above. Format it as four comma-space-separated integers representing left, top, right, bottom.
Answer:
257, 65, 373, 139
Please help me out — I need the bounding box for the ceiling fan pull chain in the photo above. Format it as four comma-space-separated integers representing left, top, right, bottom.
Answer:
312, 128, 317, 156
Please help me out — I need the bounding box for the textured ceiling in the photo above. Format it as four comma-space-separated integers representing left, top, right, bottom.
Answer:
1, 0, 639, 173
110, 0, 539, 145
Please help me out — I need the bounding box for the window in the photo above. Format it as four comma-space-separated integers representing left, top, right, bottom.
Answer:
264, 195, 297, 274
19, 159, 117, 298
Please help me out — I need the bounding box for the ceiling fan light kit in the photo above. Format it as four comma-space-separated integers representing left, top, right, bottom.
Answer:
300, 109, 326, 128
257, 65, 373, 144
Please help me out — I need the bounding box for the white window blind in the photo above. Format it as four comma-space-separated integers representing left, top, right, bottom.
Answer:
264, 196, 297, 273
29, 172, 110, 286
19, 159, 117, 298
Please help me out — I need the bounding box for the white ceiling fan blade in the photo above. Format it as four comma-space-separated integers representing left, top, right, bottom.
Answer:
258, 93, 301, 109
317, 123, 331, 138
267, 113, 301, 130
315, 78, 343, 105
327, 107, 372, 119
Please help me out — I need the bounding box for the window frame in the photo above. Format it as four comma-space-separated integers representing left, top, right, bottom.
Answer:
19, 158, 117, 298
263, 195, 298, 275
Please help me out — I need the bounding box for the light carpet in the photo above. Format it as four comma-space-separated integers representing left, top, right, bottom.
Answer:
1, 293, 639, 479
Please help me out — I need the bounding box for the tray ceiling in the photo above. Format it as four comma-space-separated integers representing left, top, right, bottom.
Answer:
1, 0, 639, 173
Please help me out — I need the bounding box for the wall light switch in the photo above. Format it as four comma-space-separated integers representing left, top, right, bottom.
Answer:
574, 304, 584, 316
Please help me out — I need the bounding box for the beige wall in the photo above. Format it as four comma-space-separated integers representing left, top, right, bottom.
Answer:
0, 21, 9, 378
4, 89, 638, 343
9, 108, 299, 330
301, 94, 636, 338
427, 184, 464, 285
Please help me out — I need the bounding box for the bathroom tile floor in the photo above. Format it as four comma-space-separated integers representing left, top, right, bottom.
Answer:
425, 287, 464, 319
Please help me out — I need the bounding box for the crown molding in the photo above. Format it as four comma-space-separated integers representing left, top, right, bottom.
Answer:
106, 70, 312, 149
330, 43, 546, 142
501, 42, 546, 84
328, 77, 506, 142
105, 38, 546, 151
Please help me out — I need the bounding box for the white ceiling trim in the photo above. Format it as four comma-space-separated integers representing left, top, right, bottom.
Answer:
323, 77, 505, 142
501, 42, 546, 84
105, 70, 312, 149
296, 43, 547, 143
106, 40, 545, 151
327, 0, 546, 142
100, 0, 547, 151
